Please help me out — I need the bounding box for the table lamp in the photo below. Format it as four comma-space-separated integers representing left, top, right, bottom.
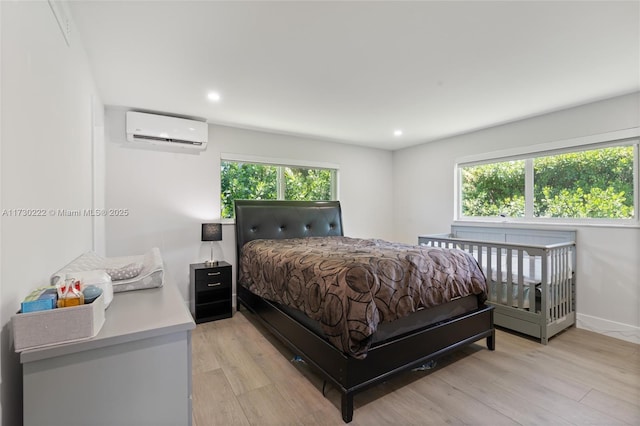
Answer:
201, 223, 222, 266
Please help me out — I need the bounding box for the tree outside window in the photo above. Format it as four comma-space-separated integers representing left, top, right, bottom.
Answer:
220, 160, 336, 218
533, 146, 634, 218
461, 160, 525, 217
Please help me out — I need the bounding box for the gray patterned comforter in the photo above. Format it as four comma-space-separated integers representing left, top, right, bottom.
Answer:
239, 236, 487, 359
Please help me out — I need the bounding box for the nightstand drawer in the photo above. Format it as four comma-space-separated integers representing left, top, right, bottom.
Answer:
195, 278, 230, 293
195, 267, 231, 284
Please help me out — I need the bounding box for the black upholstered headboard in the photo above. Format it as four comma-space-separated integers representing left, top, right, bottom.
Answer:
234, 200, 343, 270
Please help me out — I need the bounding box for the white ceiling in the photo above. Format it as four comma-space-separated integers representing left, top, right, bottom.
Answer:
69, 1, 640, 150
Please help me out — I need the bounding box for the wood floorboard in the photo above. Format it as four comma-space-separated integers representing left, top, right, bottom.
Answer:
434, 354, 576, 425
468, 357, 626, 425
350, 383, 466, 426
406, 375, 519, 425
192, 328, 221, 374
192, 369, 250, 426
191, 311, 640, 425
236, 383, 304, 425
521, 347, 640, 407
204, 320, 272, 395
579, 388, 640, 425
471, 343, 591, 402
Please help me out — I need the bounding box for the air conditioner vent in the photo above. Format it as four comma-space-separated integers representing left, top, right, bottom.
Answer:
126, 111, 208, 151
131, 134, 204, 146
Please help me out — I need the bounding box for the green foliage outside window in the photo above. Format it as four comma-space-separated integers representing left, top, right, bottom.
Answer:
220, 162, 277, 218
220, 161, 335, 218
461, 160, 525, 217
461, 145, 635, 219
534, 147, 634, 218
284, 167, 333, 201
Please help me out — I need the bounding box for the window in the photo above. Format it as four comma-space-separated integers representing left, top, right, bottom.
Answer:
458, 138, 638, 222
461, 160, 525, 218
220, 158, 337, 218
533, 146, 634, 219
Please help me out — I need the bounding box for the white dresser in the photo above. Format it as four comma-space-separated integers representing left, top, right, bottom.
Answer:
20, 283, 196, 426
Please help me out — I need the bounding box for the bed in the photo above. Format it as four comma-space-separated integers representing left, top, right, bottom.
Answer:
419, 225, 576, 344
234, 200, 495, 423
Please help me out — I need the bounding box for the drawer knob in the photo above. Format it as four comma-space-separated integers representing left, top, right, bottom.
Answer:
207, 283, 222, 287
208, 272, 221, 276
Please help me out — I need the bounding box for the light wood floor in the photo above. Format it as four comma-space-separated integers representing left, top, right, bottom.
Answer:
192, 311, 640, 425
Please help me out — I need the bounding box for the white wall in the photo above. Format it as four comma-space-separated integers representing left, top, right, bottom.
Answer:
0, 2, 103, 424
104, 110, 394, 305
393, 92, 640, 344
92, 96, 107, 256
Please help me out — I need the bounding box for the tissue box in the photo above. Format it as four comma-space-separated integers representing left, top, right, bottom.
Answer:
12, 293, 105, 352
21, 287, 58, 313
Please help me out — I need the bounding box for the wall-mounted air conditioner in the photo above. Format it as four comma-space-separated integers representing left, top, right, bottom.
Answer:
125, 111, 208, 150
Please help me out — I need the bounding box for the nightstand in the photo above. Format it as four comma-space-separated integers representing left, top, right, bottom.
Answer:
190, 261, 232, 323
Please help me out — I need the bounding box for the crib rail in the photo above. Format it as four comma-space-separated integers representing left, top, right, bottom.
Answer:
418, 233, 576, 344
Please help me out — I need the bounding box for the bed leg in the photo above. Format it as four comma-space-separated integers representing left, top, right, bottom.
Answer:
341, 392, 353, 423
487, 331, 496, 351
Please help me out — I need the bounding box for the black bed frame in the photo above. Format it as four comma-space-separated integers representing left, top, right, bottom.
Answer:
234, 200, 495, 423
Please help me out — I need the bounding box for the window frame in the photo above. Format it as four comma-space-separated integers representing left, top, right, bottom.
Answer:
454, 128, 640, 226
220, 153, 339, 219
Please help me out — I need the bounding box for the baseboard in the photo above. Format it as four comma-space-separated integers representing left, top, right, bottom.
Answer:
576, 313, 640, 345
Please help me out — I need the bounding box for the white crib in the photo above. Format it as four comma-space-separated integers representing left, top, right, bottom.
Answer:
419, 225, 576, 344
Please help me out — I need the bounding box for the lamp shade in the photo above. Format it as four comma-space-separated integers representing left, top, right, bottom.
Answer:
201, 223, 222, 241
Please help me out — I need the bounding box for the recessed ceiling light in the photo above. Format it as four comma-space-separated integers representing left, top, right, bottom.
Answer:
394, 129, 403, 137
207, 91, 221, 102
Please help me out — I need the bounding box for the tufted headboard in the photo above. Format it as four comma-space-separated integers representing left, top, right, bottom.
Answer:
234, 200, 343, 271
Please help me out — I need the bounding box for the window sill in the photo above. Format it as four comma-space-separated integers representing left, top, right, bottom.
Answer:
453, 218, 640, 230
